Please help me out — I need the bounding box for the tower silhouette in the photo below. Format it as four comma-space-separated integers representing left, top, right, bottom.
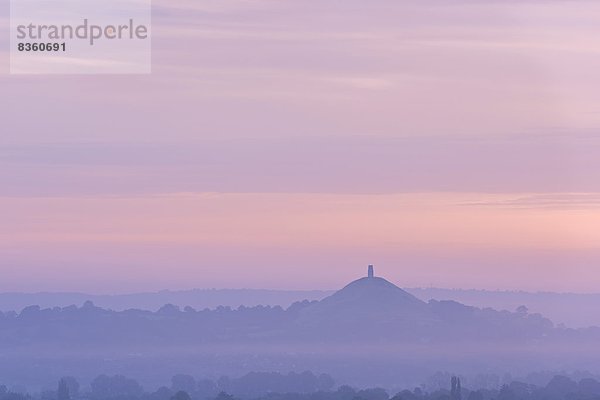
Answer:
368, 264, 374, 278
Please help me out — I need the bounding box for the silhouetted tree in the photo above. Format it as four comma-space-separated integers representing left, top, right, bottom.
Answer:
61, 377, 80, 398
356, 388, 388, 400
337, 385, 358, 400
497, 385, 516, 400
391, 390, 419, 400
170, 391, 191, 400
197, 379, 218, 398
578, 378, 600, 397
214, 392, 235, 400
450, 377, 461, 400
544, 375, 577, 400
318, 374, 335, 391
91, 374, 143, 399
171, 375, 196, 395
217, 377, 230, 393
466, 391, 483, 400
516, 306, 528, 314
148, 387, 173, 400
57, 379, 70, 400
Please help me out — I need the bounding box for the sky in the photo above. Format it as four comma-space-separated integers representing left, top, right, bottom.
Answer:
1, 0, 600, 293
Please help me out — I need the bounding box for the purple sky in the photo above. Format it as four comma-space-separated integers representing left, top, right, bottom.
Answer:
1, 0, 600, 293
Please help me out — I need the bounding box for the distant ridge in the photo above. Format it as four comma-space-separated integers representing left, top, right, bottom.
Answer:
3, 273, 600, 327
0, 266, 562, 346
0, 288, 332, 313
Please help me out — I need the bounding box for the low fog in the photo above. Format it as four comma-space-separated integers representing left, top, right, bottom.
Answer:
1, 271, 600, 393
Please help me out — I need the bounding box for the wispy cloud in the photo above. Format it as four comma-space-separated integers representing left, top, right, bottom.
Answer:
462, 193, 600, 210
2, 133, 600, 197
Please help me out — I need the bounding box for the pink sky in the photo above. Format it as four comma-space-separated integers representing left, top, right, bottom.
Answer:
1, 0, 600, 293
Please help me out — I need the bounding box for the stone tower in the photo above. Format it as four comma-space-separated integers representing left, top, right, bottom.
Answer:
368, 264, 374, 278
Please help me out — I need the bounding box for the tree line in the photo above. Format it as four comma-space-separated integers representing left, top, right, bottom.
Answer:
2, 373, 600, 400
